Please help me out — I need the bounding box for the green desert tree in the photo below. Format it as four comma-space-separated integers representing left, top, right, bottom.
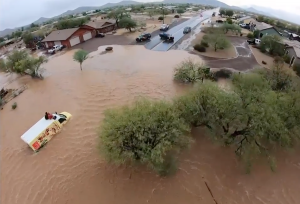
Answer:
260, 35, 285, 56
118, 17, 137, 32
226, 10, 234, 17
22, 31, 34, 45
176, 8, 185, 16
174, 58, 210, 83
73, 49, 88, 71
174, 72, 300, 172
3, 50, 47, 78
203, 32, 231, 51
98, 98, 191, 175
107, 9, 130, 27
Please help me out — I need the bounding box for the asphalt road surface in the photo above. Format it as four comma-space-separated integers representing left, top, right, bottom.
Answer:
146, 8, 219, 52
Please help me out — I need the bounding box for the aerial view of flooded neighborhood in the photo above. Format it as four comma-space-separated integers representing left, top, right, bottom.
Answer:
1, 0, 300, 203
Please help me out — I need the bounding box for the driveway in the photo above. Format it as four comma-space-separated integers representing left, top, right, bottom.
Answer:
196, 37, 259, 71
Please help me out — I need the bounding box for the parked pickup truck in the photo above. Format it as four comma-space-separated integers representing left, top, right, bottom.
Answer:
48, 45, 63, 54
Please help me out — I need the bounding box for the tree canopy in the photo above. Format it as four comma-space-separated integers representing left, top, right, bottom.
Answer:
203, 32, 231, 51
107, 9, 130, 27
99, 99, 191, 175
55, 17, 89, 30
73, 49, 88, 71
118, 17, 137, 32
260, 35, 285, 56
2, 50, 47, 78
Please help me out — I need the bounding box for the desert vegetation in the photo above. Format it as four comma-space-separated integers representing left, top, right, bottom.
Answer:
98, 59, 300, 175
73, 50, 88, 71
0, 50, 47, 78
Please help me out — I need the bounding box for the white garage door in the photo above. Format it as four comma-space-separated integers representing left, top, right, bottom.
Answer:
54, 41, 61, 45
69, 36, 80, 47
83, 32, 92, 41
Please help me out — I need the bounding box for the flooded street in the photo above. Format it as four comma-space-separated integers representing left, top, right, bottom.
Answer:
1, 46, 300, 204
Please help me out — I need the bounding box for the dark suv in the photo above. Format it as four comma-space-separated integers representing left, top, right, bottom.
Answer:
183, 27, 191, 34
136, 33, 151, 42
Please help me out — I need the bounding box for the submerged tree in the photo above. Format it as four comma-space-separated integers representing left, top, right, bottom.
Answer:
174, 58, 210, 83
174, 71, 300, 172
2, 50, 47, 78
98, 99, 192, 175
73, 49, 88, 71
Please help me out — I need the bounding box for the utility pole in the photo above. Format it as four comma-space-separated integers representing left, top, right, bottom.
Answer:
162, 3, 165, 24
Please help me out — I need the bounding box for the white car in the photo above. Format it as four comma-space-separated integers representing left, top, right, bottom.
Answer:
48, 45, 63, 54
239, 23, 246, 27
160, 24, 169, 31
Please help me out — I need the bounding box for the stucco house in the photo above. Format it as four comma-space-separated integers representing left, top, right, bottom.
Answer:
283, 39, 300, 67
42, 27, 95, 48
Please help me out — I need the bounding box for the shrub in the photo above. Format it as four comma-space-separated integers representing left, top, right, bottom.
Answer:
0, 97, 3, 106
158, 16, 164, 21
200, 40, 209, 47
98, 99, 192, 176
213, 69, 233, 80
283, 55, 291, 64
226, 18, 233, 24
174, 59, 209, 83
12, 102, 17, 109
247, 33, 254, 39
174, 15, 180, 18
240, 33, 243, 36
193, 44, 206, 52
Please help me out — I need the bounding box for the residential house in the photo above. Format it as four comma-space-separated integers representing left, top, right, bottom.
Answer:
238, 16, 256, 24
42, 27, 95, 48
283, 39, 300, 66
253, 22, 281, 38
82, 20, 116, 34
289, 33, 300, 41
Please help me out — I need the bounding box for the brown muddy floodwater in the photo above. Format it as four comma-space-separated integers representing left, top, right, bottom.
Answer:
1, 45, 300, 204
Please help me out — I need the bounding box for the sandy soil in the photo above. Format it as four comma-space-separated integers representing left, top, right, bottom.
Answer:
1, 45, 300, 204
249, 46, 291, 70
191, 32, 237, 59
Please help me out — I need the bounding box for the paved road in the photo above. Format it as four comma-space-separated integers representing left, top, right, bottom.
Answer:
147, 8, 219, 52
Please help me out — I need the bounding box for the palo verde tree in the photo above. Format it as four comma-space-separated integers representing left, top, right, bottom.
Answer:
73, 49, 88, 71
174, 71, 300, 172
107, 9, 130, 27
98, 99, 192, 176
22, 31, 34, 45
176, 8, 185, 16
203, 29, 231, 51
174, 58, 211, 83
3, 50, 47, 78
118, 17, 137, 32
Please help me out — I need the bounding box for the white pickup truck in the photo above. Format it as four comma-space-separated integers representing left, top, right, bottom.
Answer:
48, 45, 63, 54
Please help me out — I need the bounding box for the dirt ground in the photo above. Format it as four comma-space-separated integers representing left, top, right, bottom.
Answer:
249, 46, 291, 70
191, 32, 237, 59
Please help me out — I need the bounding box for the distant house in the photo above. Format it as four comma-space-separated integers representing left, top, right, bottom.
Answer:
283, 39, 300, 67
289, 33, 300, 41
82, 20, 116, 34
238, 16, 256, 24
42, 27, 95, 48
254, 22, 281, 38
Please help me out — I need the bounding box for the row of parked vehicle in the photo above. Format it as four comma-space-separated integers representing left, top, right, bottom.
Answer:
135, 24, 192, 44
